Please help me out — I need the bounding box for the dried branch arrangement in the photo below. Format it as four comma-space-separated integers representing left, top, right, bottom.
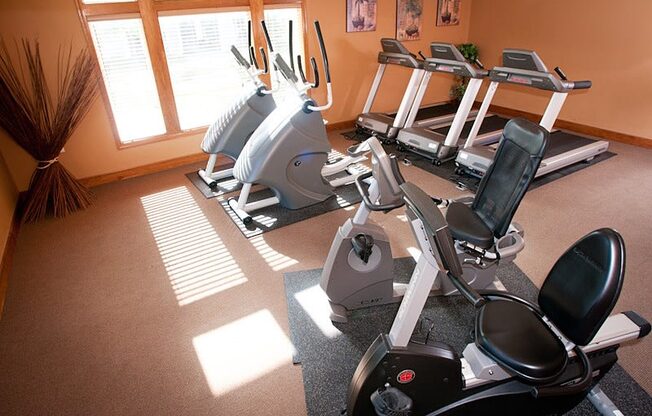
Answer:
0, 40, 99, 222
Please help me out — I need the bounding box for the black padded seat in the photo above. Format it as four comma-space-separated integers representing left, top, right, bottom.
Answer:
476, 300, 568, 384
446, 202, 493, 249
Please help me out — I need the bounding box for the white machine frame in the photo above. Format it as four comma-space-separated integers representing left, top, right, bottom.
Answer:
387, 211, 644, 414
360, 63, 427, 134
457, 52, 609, 178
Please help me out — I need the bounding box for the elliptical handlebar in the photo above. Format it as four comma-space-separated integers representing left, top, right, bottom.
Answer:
259, 47, 269, 74
231, 20, 274, 91
261, 20, 274, 52
314, 21, 331, 83
309, 57, 320, 88
297, 58, 307, 83
288, 20, 295, 73
306, 20, 333, 112
249, 46, 259, 70
296, 55, 320, 88
247, 20, 254, 66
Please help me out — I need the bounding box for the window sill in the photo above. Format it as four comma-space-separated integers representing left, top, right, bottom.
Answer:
115, 127, 208, 150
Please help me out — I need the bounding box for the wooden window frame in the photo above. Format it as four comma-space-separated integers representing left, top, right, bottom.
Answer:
75, 0, 306, 149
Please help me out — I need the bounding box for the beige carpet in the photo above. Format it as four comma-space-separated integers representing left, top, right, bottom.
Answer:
0, 132, 650, 415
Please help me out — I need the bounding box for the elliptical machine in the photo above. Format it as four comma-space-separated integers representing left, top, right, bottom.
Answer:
228, 21, 368, 225
346, 178, 650, 415
197, 21, 277, 189
320, 118, 547, 322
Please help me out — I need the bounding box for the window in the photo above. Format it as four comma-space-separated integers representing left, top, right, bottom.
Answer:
89, 18, 166, 142
159, 11, 251, 130
264, 7, 305, 101
76, 1, 306, 147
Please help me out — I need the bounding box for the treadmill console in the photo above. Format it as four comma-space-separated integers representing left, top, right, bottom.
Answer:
502, 49, 548, 72
430, 43, 466, 62
381, 38, 411, 55
378, 38, 422, 69
424, 42, 487, 79
489, 49, 568, 92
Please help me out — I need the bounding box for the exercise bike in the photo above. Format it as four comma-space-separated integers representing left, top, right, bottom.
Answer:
228, 21, 368, 225
321, 118, 548, 322
347, 179, 650, 415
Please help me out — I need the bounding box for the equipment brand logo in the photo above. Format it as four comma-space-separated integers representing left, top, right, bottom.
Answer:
361, 297, 383, 305
397, 369, 415, 384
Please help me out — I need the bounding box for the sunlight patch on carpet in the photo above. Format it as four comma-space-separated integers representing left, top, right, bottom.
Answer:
142, 186, 247, 305
193, 309, 297, 395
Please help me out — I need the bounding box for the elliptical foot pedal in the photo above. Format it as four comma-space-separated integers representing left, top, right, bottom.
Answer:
227, 198, 253, 225
370, 385, 413, 416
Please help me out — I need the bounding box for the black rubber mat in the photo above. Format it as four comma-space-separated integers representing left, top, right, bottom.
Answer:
283, 258, 652, 416
217, 181, 364, 238
187, 151, 363, 199
341, 131, 617, 193
341, 129, 373, 142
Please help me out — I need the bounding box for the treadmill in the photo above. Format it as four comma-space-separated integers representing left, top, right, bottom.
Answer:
455, 49, 608, 178
396, 101, 460, 128
396, 42, 488, 165
356, 39, 476, 140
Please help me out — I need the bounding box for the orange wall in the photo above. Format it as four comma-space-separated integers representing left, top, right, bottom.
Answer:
0, 152, 18, 256
0, 0, 473, 191
469, 0, 652, 140
0, 0, 212, 191
304, 0, 473, 123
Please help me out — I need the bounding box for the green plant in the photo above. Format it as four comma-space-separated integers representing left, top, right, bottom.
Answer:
450, 82, 467, 102
457, 43, 479, 62
450, 43, 479, 103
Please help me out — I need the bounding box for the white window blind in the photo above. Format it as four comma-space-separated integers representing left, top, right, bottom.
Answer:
264, 7, 305, 101
159, 11, 251, 130
89, 18, 166, 143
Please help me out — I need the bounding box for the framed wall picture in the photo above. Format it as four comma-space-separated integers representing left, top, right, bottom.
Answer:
437, 0, 461, 26
346, 0, 378, 32
396, 0, 423, 41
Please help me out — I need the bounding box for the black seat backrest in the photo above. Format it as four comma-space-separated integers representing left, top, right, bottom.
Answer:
472, 118, 549, 239
538, 228, 625, 346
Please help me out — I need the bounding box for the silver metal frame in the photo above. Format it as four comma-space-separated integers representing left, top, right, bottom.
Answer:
383, 212, 643, 415
357, 62, 427, 136
362, 64, 387, 114
456, 62, 609, 178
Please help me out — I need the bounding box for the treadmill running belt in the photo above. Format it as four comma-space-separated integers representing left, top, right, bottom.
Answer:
433, 115, 509, 139
388, 102, 458, 120
545, 131, 598, 158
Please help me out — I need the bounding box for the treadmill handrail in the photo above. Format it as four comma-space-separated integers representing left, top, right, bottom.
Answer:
490, 66, 590, 93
